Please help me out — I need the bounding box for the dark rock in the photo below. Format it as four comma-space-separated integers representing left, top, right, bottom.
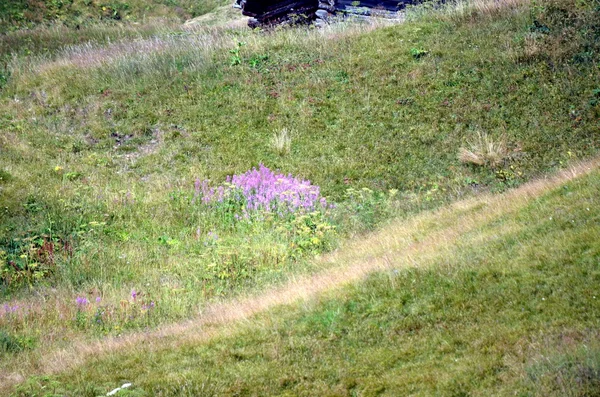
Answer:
237, 0, 408, 27
248, 17, 260, 28
318, 0, 336, 12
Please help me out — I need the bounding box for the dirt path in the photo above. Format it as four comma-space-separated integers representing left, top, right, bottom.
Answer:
2, 158, 599, 392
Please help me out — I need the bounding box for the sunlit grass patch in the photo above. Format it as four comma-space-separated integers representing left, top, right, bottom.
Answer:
10, 161, 600, 397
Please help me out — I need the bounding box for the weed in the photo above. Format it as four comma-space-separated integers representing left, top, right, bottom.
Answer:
248, 53, 269, 69
0, 170, 11, 184
410, 47, 429, 59
459, 131, 509, 169
270, 128, 292, 156
0, 330, 33, 354
229, 41, 245, 66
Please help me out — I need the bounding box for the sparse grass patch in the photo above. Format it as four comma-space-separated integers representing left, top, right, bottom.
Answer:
523, 334, 600, 396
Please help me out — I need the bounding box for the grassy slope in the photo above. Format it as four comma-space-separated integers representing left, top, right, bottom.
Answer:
0, 0, 230, 32
12, 154, 600, 397
0, 1, 231, 89
0, 0, 599, 393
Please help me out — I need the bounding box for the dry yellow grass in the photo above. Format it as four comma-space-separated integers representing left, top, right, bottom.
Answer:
459, 131, 510, 167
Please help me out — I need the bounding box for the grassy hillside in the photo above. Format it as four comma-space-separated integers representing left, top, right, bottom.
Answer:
11, 150, 600, 397
0, 0, 230, 32
0, 0, 599, 393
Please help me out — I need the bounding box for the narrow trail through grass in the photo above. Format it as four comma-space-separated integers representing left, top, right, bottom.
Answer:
2, 157, 598, 393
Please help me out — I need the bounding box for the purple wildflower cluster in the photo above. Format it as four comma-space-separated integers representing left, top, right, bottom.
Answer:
1, 303, 19, 317
76, 296, 89, 307
195, 164, 329, 217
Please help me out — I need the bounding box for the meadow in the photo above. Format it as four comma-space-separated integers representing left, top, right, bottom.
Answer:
0, 0, 599, 394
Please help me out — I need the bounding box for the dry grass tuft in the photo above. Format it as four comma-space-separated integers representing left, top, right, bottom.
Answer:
270, 128, 292, 156
459, 131, 510, 168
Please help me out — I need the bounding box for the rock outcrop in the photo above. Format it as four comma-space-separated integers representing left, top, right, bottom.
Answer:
234, 0, 407, 27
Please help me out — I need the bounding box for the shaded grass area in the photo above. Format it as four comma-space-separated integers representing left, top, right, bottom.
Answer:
12, 144, 600, 397
0, 0, 230, 33
0, 22, 176, 63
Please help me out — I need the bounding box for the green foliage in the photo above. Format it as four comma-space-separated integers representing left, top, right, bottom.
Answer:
0, 170, 11, 184
0, 67, 9, 90
0, 330, 35, 355
228, 41, 245, 66
0, 235, 61, 288
13, 165, 600, 396
334, 187, 397, 232
409, 47, 429, 59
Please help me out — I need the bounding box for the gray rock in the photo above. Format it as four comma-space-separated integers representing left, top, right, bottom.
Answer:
315, 9, 330, 19
238, 0, 407, 27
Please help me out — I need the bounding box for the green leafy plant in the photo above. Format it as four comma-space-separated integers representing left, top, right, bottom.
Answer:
410, 47, 429, 59
229, 41, 245, 66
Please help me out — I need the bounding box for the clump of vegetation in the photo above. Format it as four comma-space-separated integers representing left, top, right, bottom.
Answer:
192, 164, 337, 267
409, 47, 429, 59
458, 131, 509, 168
270, 128, 292, 156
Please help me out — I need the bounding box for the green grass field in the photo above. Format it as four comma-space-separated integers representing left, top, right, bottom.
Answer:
12, 158, 600, 396
1, 0, 599, 394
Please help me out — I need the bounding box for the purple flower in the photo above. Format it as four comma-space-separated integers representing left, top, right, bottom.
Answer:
76, 296, 89, 307
95, 296, 102, 303
196, 164, 330, 218
131, 290, 137, 300
194, 178, 201, 197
